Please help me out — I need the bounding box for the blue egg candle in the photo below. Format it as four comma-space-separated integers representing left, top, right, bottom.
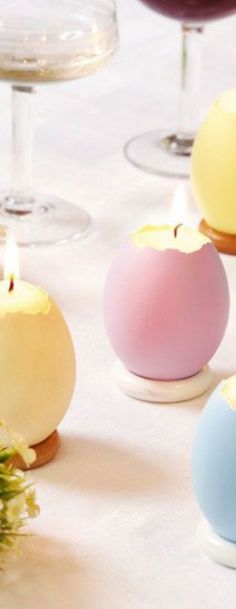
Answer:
192, 375, 236, 567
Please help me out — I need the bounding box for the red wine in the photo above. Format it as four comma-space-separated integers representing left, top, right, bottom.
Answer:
140, 0, 236, 22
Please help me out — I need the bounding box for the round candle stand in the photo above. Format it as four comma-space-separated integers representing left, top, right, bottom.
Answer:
197, 520, 236, 569
199, 220, 236, 256
113, 361, 213, 403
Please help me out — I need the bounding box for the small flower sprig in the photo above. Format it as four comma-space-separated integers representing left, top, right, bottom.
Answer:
0, 421, 39, 566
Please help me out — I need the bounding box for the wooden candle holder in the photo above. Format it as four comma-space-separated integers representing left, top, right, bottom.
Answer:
199, 219, 236, 256
10, 429, 60, 471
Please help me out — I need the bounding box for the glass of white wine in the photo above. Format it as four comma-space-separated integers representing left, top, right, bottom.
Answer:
0, 0, 118, 246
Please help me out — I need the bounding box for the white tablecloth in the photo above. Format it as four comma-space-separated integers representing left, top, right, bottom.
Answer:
1, 1, 236, 606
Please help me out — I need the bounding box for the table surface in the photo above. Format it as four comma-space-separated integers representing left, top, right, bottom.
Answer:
1, 1, 236, 607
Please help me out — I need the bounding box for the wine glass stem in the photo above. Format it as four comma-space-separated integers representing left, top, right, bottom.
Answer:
178, 22, 204, 142
6, 84, 36, 215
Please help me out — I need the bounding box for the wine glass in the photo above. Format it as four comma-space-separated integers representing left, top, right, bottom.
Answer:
0, 0, 118, 247
125, 0, 236, 179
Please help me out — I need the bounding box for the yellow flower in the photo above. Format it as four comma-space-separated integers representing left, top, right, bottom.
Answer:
0, 420, 40, 566
7, 495, 25, 527
0, 421, 36, 466
26, 488, 40, 518
11, 433, 36, 466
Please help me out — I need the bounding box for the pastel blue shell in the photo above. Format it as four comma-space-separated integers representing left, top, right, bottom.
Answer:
192, 383, 236, 542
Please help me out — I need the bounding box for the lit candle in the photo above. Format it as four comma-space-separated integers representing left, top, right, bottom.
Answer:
104, 185, 229, 385
0, 236, 76, 451
0, 235, 50, 315
135, 184, 206, 253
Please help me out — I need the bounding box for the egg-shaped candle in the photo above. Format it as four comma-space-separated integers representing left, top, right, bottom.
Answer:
104, 225, 229, 387
191, 89, 236, 254
0, 237, 76, 464
192, 375, 236, 567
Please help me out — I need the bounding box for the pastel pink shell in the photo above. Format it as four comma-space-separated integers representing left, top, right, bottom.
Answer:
103, 239, 229, 381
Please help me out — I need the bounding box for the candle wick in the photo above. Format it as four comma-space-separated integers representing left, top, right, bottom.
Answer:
174, 223, 183, 238
8, 275, 14, 293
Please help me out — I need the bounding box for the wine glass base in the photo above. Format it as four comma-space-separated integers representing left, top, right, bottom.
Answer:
0, 193, 91, 247
124, 129, 194, 179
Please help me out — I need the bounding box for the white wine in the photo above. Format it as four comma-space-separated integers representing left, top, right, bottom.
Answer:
0, 1, 118, 83
0, 35, 118, 83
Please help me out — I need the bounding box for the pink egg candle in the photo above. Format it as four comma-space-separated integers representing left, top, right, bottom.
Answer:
104, 224, 229, 384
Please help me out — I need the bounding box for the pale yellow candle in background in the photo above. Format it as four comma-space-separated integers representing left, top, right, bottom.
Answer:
0, 236, 76, 446
191, 89, 236, 234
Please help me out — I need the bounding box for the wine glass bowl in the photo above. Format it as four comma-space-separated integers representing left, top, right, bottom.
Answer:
139, 0, 236, 22
0, 0, 118, 246
0, 1, 118, 83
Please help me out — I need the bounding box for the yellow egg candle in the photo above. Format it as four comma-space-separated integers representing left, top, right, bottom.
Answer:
191, 89, 236, 254
0, 237, 76, 467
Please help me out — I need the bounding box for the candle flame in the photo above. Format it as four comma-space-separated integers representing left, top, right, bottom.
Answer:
170, 183, 187, 226
4, 236, 20, 286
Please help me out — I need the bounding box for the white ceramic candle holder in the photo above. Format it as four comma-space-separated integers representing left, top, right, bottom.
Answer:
197, 520, 236, 569
113, 360, 213, 403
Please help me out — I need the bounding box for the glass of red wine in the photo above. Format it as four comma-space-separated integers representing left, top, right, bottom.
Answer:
125, 0, 236, 178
